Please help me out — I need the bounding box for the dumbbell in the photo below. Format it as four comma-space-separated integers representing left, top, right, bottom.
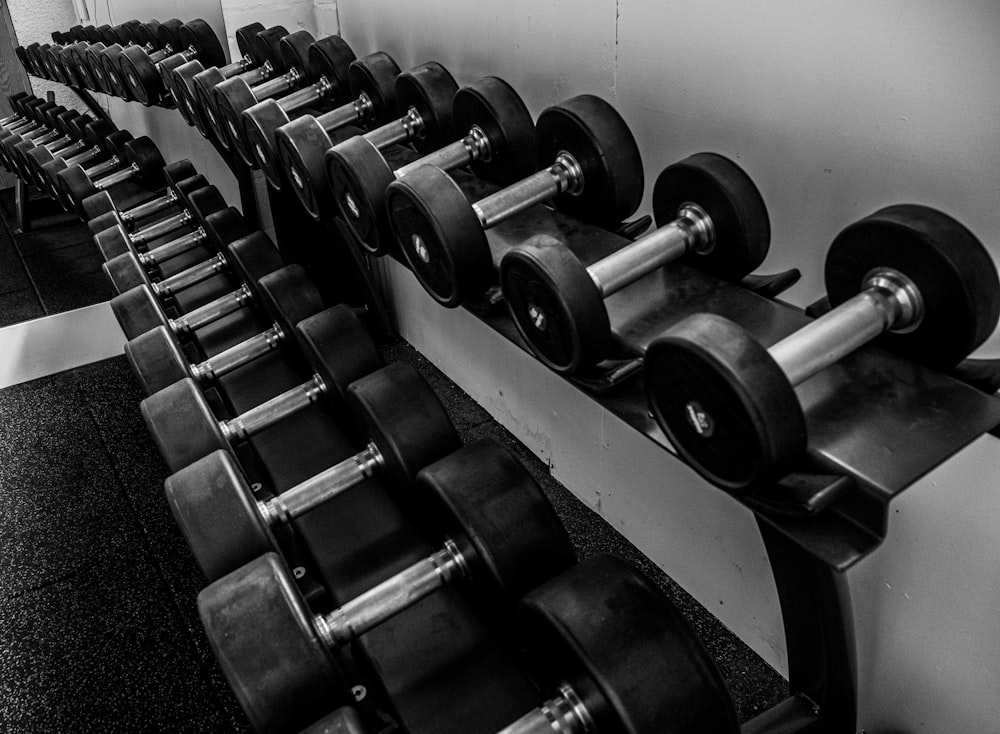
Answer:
7, 108, 89, 184
0, 98, 57, 151
93, 175, 220, 261
645, 204, 1000, 493
126, 261, 323, 395
183, 25, 289, 146
386, 95, 644, 306
102, 190, 242, 294
198, 437, 575, 733
164, 23, 264, 125
242, 36, 378, 190
84, 22, 142, 94
13, 108, 88, 168
495, 553, 738, 734
1, 105, 73, 174
168, 357, 460, 579
500, 153, 771, 374
142, 302, 385, 472
213, 30, 320, 165
98, 20, 161, 100
56, 136, 165, 216
0, 92, 37, 125
116, 19, 186, 102
84, 158, 199, 228
16, 46, 41, 76
35, 121, 126, 199
7, 109, 84, 178
121, 19, 228, 105
326, 76, 536, 249
68, 25, 119, 93
111, 232, 284, 339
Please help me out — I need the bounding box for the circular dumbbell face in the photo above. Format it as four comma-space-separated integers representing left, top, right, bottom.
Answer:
826, 204, 1000, 369
326, 135, 394, 252
519, 554, 740, 734
307, 35, 355, 95
535, 95, 643, 228
500, 234, 612, 374
453, 76, 537, 184
179, 19, 226, 69
393, 62, 457, 154
653, 153, 770, 281
644, 313, 806, 492
102, 50, 130, 98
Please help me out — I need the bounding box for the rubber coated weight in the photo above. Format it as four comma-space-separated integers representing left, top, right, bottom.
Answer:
645, 204, 1000, 494
125, 263, 320, 395
196, 438, 572, 733
499, 153, 770, 373
513, 554, 739, 734
142, 304, 381, 471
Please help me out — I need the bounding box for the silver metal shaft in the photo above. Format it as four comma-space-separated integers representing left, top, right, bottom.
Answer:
259, 442, 384, 525
62, 146, 99, 167
278, 76, 331, 113
43, 135, 73, 152
130, 208, 190, 245
152, 252, 226, 297
472, 153, 583, 229
139, 227, 205, 266
169, 283, 253, 335
217, 57, 250, 77
588, 204, 713, 297
318, 92, 372, 133
121, 189, 177, 223
366, 106, 424, 150
495, 687, 593, 734
252, 67, 301, 102
315, 540, 467, 648
221, 373, 325, 442
94, 163, 138, 190
770, 269, 922, 387
238, 61, 270, 85
82, 156, 119, 178
191, 324, 284, 384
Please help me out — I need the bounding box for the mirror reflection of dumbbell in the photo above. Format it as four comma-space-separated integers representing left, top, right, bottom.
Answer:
167, 359, 461, 579
186, 26, 290, 147
500, 153, 771, 374
56, 136, 166, 217
99, 21, 166, 101
119, 19, 228, 106
240, 37, 368, 186
68, 25, 119, 94
164, 23, 264, 126
212, 30, 323, 165
83, 159, 200, 232
646, 204, 1000, 493
84, 23, 138, 94
257, 51, 410, 192
141, 302, 383, 472
30, 119, 122, 195
386, 94, 644, 307
198, 438, 575, 733
94, 178, 221, 263
109, 19, 181, 100
326, 74, 536, 248
102, 190, 245, 296
125, 262, 326, 395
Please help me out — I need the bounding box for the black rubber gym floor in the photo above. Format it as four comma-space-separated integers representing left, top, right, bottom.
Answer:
0, 196, 787, 731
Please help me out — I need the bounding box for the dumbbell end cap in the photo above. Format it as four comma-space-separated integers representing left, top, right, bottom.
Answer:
83, 191, 117, 223
141, 377, 229, 472
104, 252, 151, 294
325, 135, 395, 255
95, 225, 131, 260
124, 325, 190, 395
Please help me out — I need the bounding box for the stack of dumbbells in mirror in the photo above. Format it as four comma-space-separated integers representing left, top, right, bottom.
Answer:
13, 17, 1000, 734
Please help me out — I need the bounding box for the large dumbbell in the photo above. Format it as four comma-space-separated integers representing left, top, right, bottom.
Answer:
198, 437, 575, 733
326, 76, 536, 250
494, 553, 738, 734
164, 23, 264, 125
56, 136, 165, 216
167, 358, 460, 579
120, 19, 228, 105
84, 159, 199, 228
184, 26, 289, 146
142, 303, 383, 471
84, 22, 142, 94
646, 204, 1000, 493
98, 20, 162, 100
386, 95, 644, 307
213, 30, 319, 163
126, 261, 322, 395
240, 36, 361, 184
115, 19, 186, 101
103, 191, 243, 294
93, 175, 220, 261
36, 122, 127, 199
500, 153, 771, 374
109, 229, 286, 342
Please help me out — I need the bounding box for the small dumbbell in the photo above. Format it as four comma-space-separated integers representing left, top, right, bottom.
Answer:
93, 177, 222, 261
1, 102, 67, 158
7, 109, 85, 178
213, 30, 320, 165
126, 260, 322, 395
17, 109, 90, 176
103, 199, 246, 296
0, 99, 57, 155
17, 114, 108, 188
120, 19, 228, 105
163, 23, 264, 125
142, 303, 382, 472
198, 437, 575, 733
3, 106, 76, 175
36, 121, 126, 199
646, 205, 1000, 492
240, 38, 369, 185
496, 553, 738, 734
184, 26, 289, 146
386, 95, 644, 306
0, 93, 40, 130
56, 136, 165, 216
326, 76, 536, 249
83, 159, 199, 228
500, 153, 771, 373
168, 358, 460, 579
